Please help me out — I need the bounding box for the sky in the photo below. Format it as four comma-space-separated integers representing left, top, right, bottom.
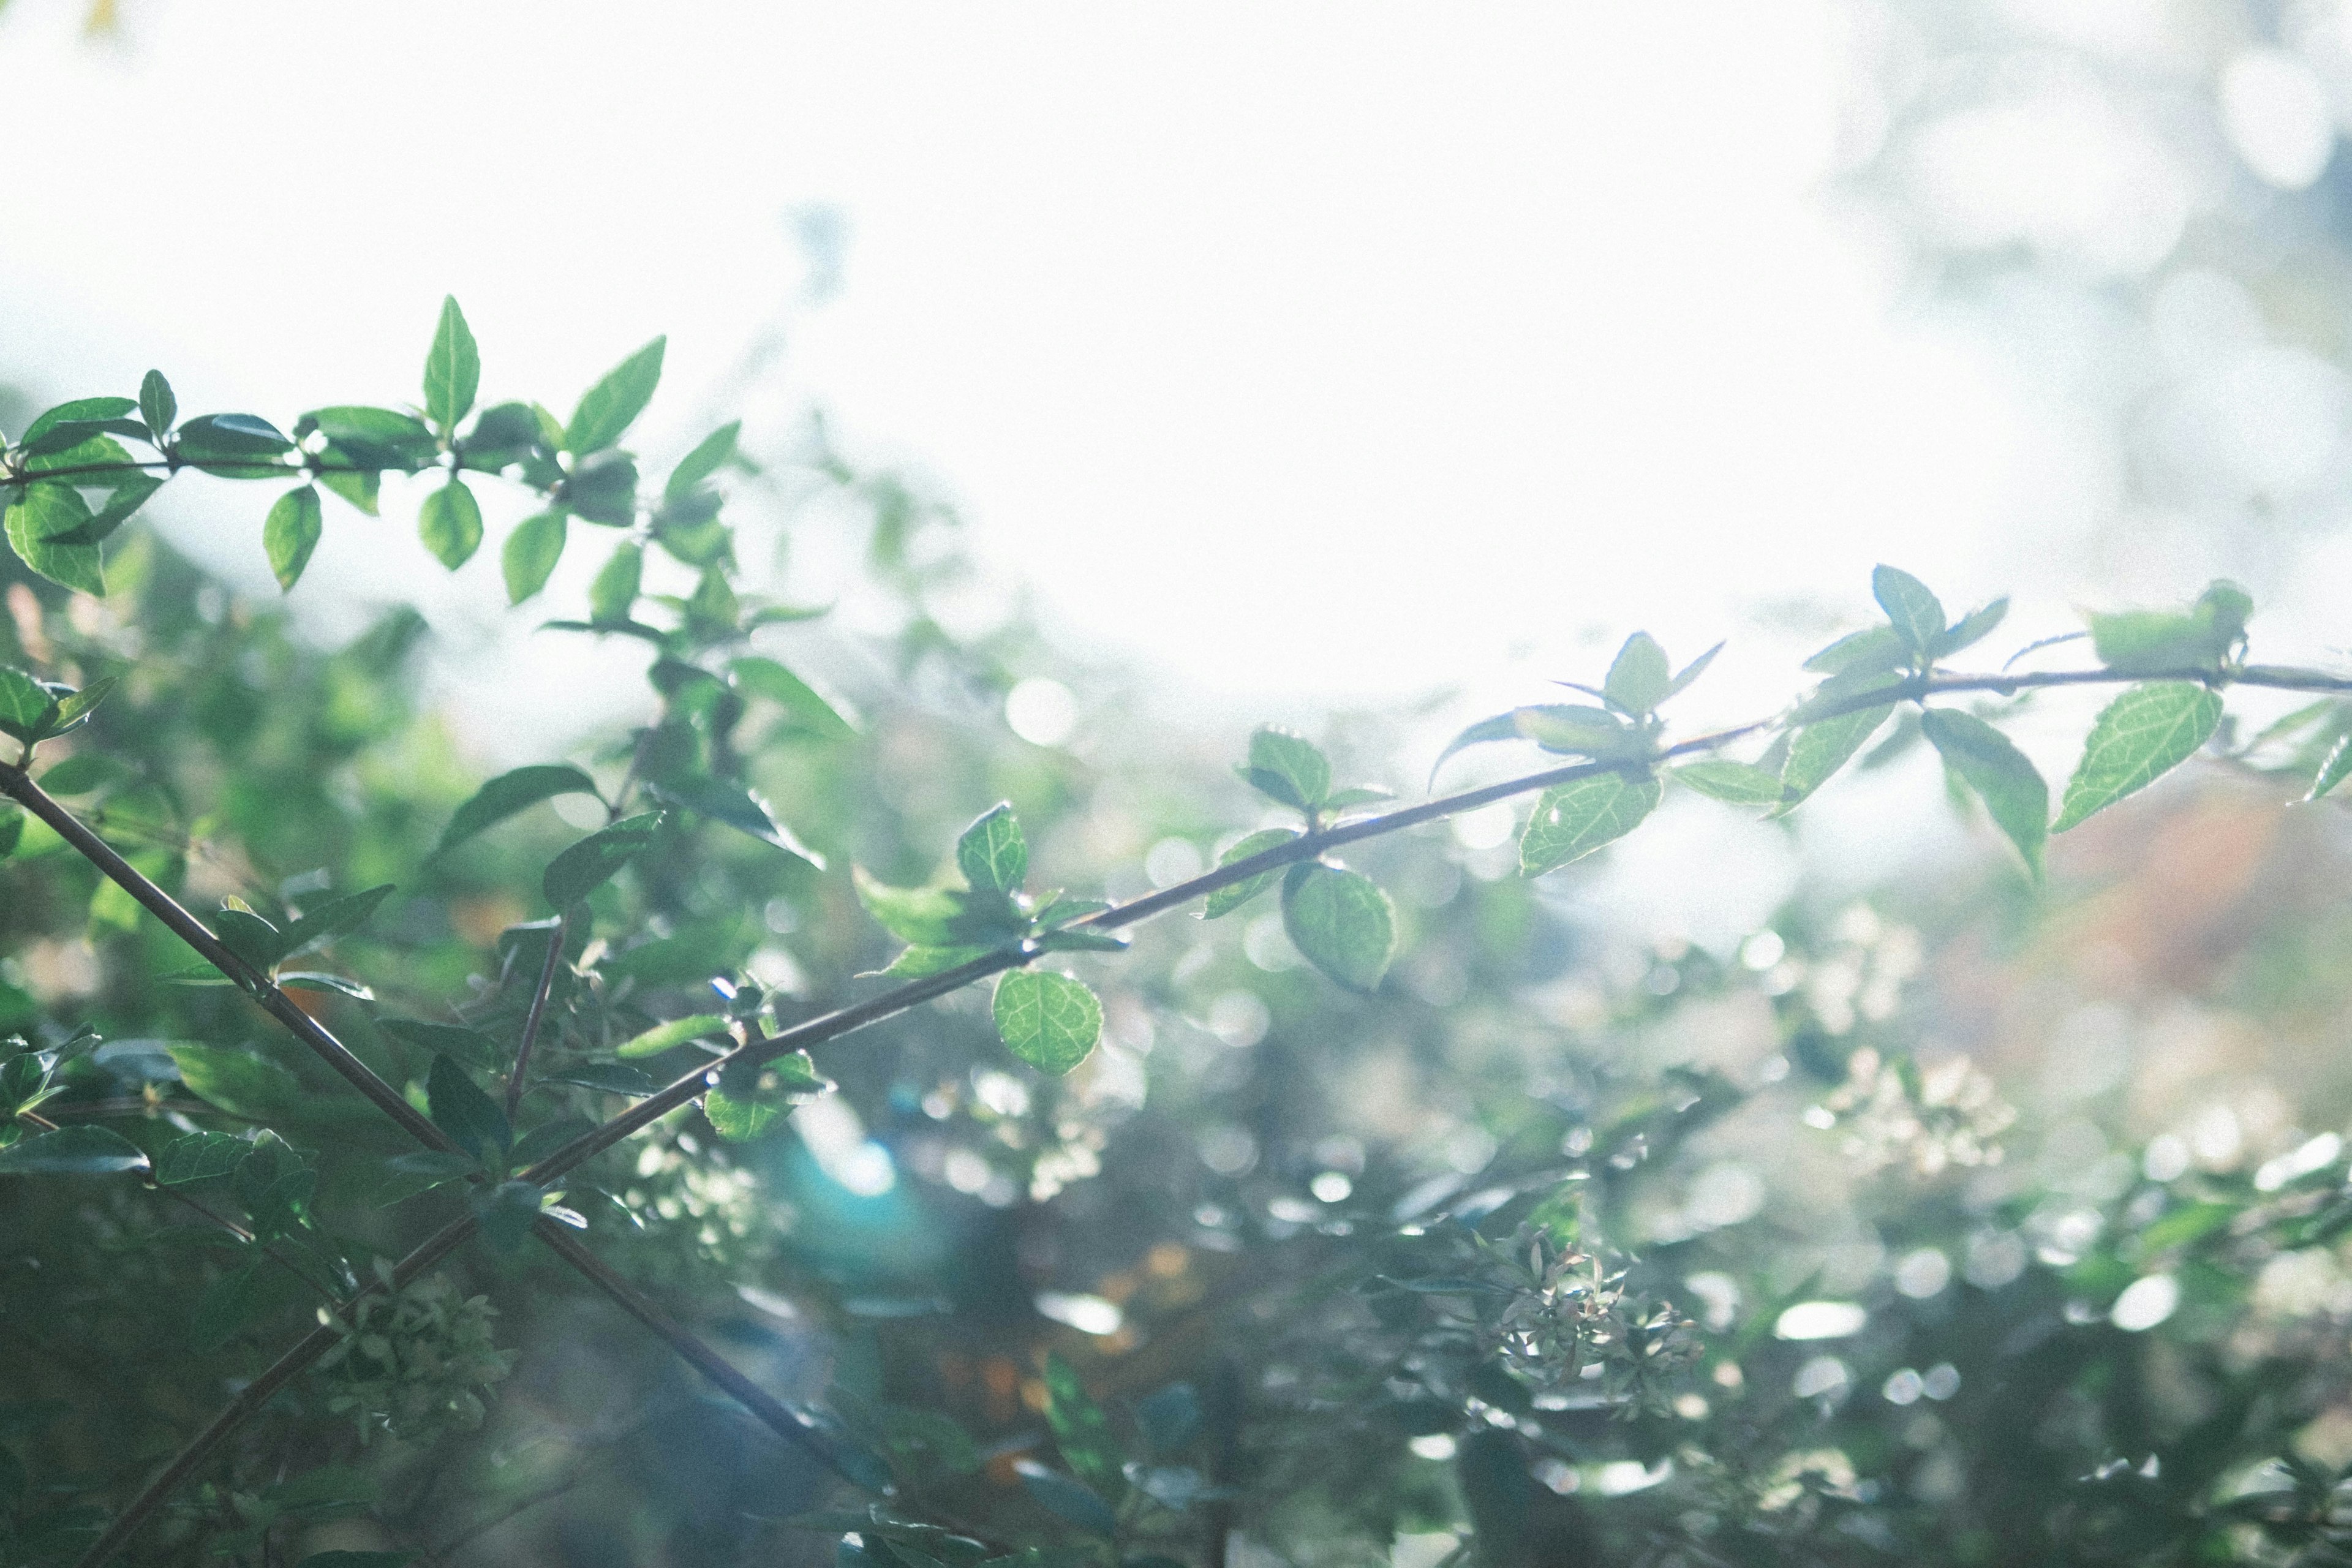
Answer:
0, 0, 2050, 741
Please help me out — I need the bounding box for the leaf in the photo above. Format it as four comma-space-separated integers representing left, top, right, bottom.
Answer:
666, 421, 741, 505
434, 763, 601, 857
35, 755, 125, 797
212, 907, 288, 971
508, 1113, 599, 1169
1921, 709, 2049, 878
0, 802, 21, 858
588, 541, 643, 625
154, 1131, 252, 1186
140, 369, 176, 435
174, 413, 294, 474
1776, 704, 1893, 811
470, 1178, 545, 1253
646, 775, 824, 869
1935, 597, 2009, 658
1034, 927, 1127, 954
2087, 582, 2252, 674
51, 676, 116, 731
426, 1054, 511, 1164
377, 1150, 478, 1205
956, 803, 1028, 894
0, 1125, 148, 1175
277, 973, 376, 1002
993, 971, 1102, 1076
704, 1057, 793, 1142
379, 1019, 503, 1069
276, 884, 395, 959
418, 479, 484, 569
318, 464, 380, 516
543, 812, 665, 909
423, 295, 481, 432
543, 1062, 659, 1096
42, 475, 164, 546
566, 337, 666, 454
1204, 827, 1302, 919
297, 407, 439, 472
1513, 703, 1643, 760
1603, 631, 1672, 715
170, 1047, 301, 1121
615, 1013, 731, 1059
1803, 624, 1907, 676
0, 667, 53, 742
854, 869, 1026, 949
1238, 727, 1330, 812
875, 944, 995, 978
1666, 640, 1724, 699
1322, 786, 1393, 811
731, 657, 856, 739
188, 1263, 265, 1351
20, 397, 137, 450
263, 485, 324, 591
502, 510, 567, 604
1518, 771, 1662, 876
2052, 682, 2223, 832
2310, 732, 2352, 802
1429, 710, 1523, 782
1043, 1355, 1124, 1498
5, 486, 104, 594
1280, 862, 1395, 991
1014, 1463, 1117, 1537
1672, 759, 1789, 806
1872, 564, 1945, 655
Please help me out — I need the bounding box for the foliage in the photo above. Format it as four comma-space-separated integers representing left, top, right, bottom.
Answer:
4, 301, 2352, 1568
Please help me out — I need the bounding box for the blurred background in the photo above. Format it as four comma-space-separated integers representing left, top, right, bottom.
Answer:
17, 2, 2352, 1564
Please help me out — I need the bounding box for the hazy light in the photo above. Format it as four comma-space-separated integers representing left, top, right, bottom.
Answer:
1451, 803, 1517, 850
1310, 1171, 1354, 1203
1883, 1368, 1924, 1406
1206, 991, 1270, 1048
1775, 1300, 1868, 1340
1005, 679, 1077, 747
1408, 1434, 1458, 1462
2253, 1131, 2341, 1191
2143, 1133, 2191, 1183
2222, 50, 2337, 190
1893, 1248, 1953, 1299
1145, 836, 1205, 888
796, 1096, 897, 1196
1921, 1362, 1961, 1401
1792, 1355, 1850, 1398
1595, 1459, 1671, 1496
2111, 1273, 2180, 1332
1035, 1291, 1122, 1335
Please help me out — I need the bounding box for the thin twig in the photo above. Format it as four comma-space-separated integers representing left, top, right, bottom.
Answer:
507, 910, 568, 1121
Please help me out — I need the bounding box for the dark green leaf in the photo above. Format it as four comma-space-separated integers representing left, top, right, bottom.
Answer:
993, 971, 1102, 1076
614, 1013, 731, 1060
564, 448, 639, 525
1518, 771, 1661, 875
0, 1125, 148, 1175
423, 295, 481, 432
470, 1178, 545, 1253
154, 1131, 251, 1186
666, 421, 741, 505
1238, 727, 1330, 812
1281, 862, 1395, 991
565, 337, 666, 454
1044, 1354, 1124, 1498
276, 884, 395, 960
426, 1054, 511, 1164
1134, 1383, 1201, 1455
0, 802, 21, 858
587, 541, 642, 625
1776, 704, 1893, 811
418, 478, 483, 569
0, 667, 51, 742
188, 1262, 265, 1351
233, 1134, 315, 1240
1921, 709, 2048, 878
20, 398, 137, 450
646, 775, 824, 869
2052, 682, 2223, 832
1015, 1463, 1117, 1537
296, 407, 438, 473
377, 1150, 477, 1205
1872, 564, 1945, 654
502, 510, 567, 605
379, 1019, 503, 1070
1672, 758, 1789, 806
731, 657, 856, 739
434, 763, 600, 857
263, 486, 325, 591
508, 1114, 598, 1169
39, 475, 164, 547
956, 803, 1028, 894
139, 370, 176, 435
1603, 631, 1672, 715
211, 907, 287, 971
1203, 827, 1300, 919
175, 413, 294, 475
543, 811, 665, 909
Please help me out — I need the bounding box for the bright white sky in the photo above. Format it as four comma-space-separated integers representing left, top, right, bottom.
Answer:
0, 0, 2048, 733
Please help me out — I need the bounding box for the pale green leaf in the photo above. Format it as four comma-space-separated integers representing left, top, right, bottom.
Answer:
1872, 564, 1945, 654
1280, 862, 1395, 992
956, 803, 1028, 894
423, 295, 481, 432
1672, 758, 1789, 806
992, 970, 1103, 1076
1776, 704, 1892, 812
565, 337, 666, 454
1518, 771, 1662, 875
1203, 827, 1302, 919
418, 479, 483, 569
614, 1013, 731, 1059
263, 485, 324, 591
1920, 708, 2048, 878
1603, 631, 1672, 715
2052, 682, 2222, 832
502, 510, 566, 605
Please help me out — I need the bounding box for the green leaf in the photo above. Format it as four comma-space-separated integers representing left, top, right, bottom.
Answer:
2309, 732, 2352, 802
140, 369, 176, 435
0, 802, 21, 858
36, 475, 164, 548
543, 811, 665, 909
1280, 862, 1395, 991
278, 970, 374, 1001
166, 1044, 302, 1121
470, 1178, 545, 1253
1014, 1463, 1117, 1537
543, 1062, 658, 1096
854, 869, 1027, 949
296, 407, 439, 472
0, 1125, 148, 1175
957, 803, 1028, 894
187, 1262, 265, 1351
502, 510, 567, 605
263, 486, 325, 591
1203, 827, 1301, 919
1239, 727, 1330, 812
1872, 564, 1945, 654
153, 1131, 251, 1186
1934, 597, 2009, 658
0, 667, 52, 742
423, 295, 481, 433
20, 397, 137, 452
731, 657, 856, 739
276, 883, 396, 959
645, 775, 824, 869
564, 448, 639, 525
1803, 624, 1907, 676
50, 676, 116, 732
233, 1134, 315, 1240
1665, 640, 1724, 700
5, 486, 104, 595
615, 1013, 731, 1060
377, 1150, 478, 1205
566, 336, 666, 454
379, 1019, 502, 1070
212, 907, 288, 971
1776, 704, 1893, 811
435, 763, 601, 857
2052, 682, 2223, 832
2087, 581, 2252, 674
704, 1057, 796, 1142
418, 479, 484, 569
1043, 1354, 1124, 1498
1512, 704, 1642, 760
1034, 927, 1127, 954
1603, 631, 1672, 715
993, 971, 1102, 1076
1518, 771, 1662, 876
587, 541, 643, 625
35, 754, 124, 796
175, 413, 295, 475
1921, 709, 2048, 878
666, 421, 741, 505
874, 944, 995, 978
318, 464, 380, 516
1672, 758, 1789, 806
426, 1054, 511, 1164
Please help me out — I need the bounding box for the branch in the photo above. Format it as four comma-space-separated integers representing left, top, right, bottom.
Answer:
506, 910, 568, 1121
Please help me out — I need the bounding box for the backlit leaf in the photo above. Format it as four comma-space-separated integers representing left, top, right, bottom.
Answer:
1673, 759, 1789, 806
434, 763, 600, 857
0, 1125, 148, 1175
1518, 770, 1661, 875
426, 1054, 511, 1164
615, 1013, 731, 1060
1603, 631, 1672, 715
263, 485, 324, 591
993, 970, 1102, 1076
1239, 727, 1330, 812
956, 803, 1028, 894
1776, 704, 1893, 812
2052, 682, 2223, 832
1921, 708, 2048, 878
1280, 862, 1395, 992
418, 479, 483, 569
731, 657, 856, 739
423, 295, 481, 432
1204, 827, 1301, 919
566, 337, 666, 454
502, 510, 567, 605
543, 812, 665, 909
1872, 564, 1945, 654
